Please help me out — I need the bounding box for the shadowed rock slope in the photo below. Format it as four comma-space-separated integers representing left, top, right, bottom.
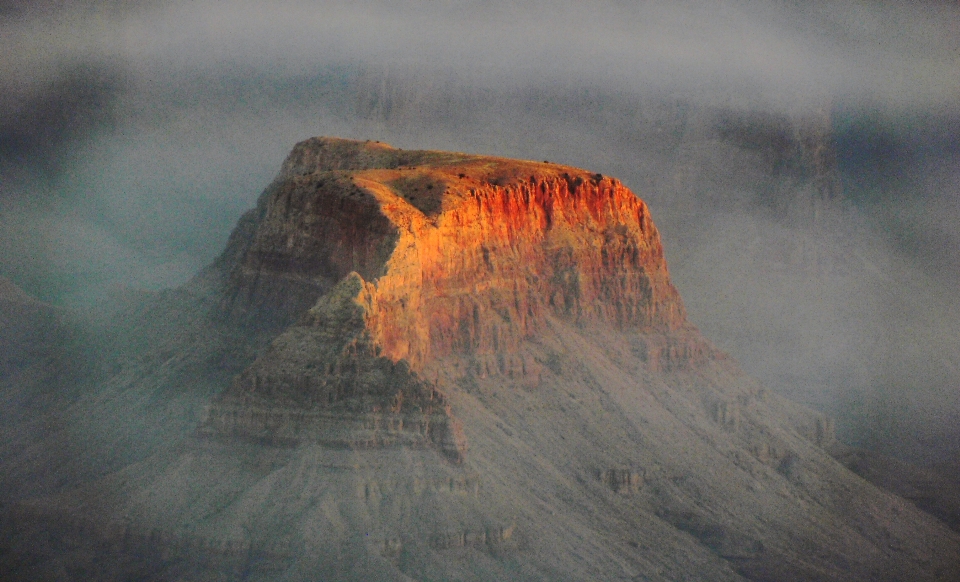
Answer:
2, 138, 959, 581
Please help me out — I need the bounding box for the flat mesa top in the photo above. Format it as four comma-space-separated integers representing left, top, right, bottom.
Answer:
281, 137, 606, 183
278, 137, 617, 217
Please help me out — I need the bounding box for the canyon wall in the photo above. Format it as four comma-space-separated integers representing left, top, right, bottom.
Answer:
201, 137, 710, 455
214, 137, 689, 363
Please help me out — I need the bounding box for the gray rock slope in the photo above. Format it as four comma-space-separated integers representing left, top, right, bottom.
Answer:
1, 139, 958, 582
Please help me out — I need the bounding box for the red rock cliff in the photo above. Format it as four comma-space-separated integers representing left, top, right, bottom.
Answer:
218, 137, 689, 369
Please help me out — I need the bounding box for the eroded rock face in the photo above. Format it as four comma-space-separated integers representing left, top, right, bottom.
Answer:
7, 139, 960, 582
203, 137, 705, 455
217, 137, 691, 364
201, 273, 467, 462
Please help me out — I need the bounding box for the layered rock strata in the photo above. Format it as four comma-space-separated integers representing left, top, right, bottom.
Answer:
217, 138, 688, 350
200, 273, 466, 462
202, 137, 710, 456
5, 138, 960, 581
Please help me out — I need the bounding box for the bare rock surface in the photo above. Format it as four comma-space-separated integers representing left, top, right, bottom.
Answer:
1, 139, 959, 581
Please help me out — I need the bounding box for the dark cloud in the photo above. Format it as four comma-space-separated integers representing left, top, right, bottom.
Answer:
0, 62, 125, 181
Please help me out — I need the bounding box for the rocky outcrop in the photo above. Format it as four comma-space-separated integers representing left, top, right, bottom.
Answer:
431, 524, 516, 550
201, 273, 467, 462
594, 467, 644, 494
212, 138, 691, 363
10, 138, 960, 582
202, 137, 711, 457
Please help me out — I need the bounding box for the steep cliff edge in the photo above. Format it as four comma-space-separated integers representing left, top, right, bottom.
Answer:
214, 137, 687, 348
202, 137, 708, 454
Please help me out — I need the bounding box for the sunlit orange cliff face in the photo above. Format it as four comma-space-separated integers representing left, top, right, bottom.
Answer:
222, 138, 690, 367
203, 137, 711, 460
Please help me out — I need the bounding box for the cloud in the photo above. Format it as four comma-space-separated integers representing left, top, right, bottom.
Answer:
5, 1, 959, 110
